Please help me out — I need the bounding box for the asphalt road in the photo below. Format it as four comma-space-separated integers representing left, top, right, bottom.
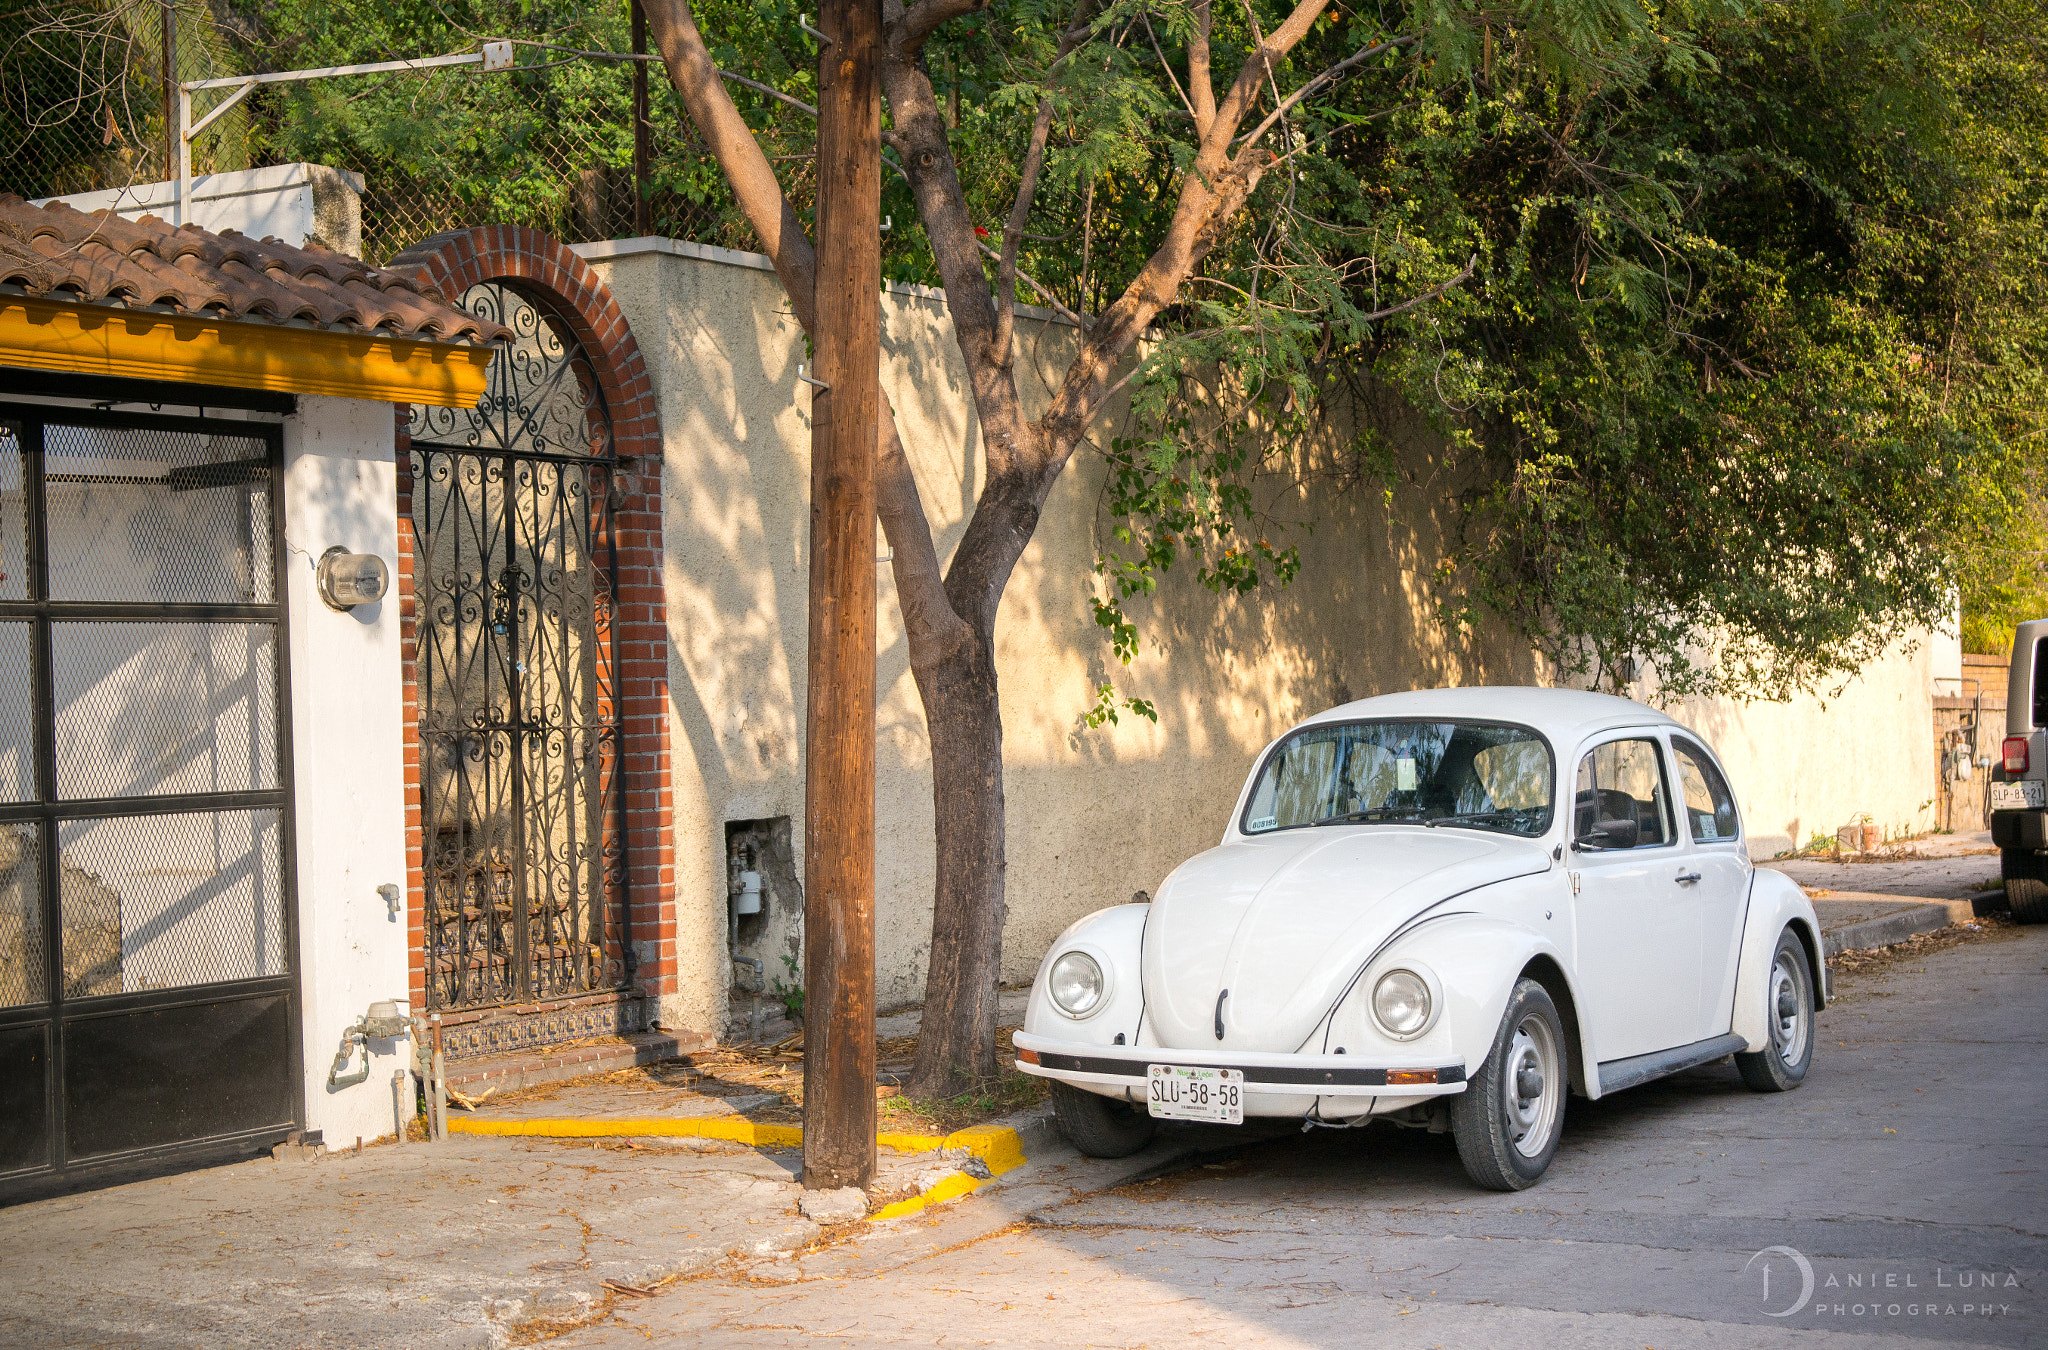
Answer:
565, 922, 2048, 1350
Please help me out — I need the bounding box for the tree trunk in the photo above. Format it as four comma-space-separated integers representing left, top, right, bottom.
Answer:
904, 623, 1007, 1094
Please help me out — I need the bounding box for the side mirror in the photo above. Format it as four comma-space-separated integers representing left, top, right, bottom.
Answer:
1575, 816, 1640, 850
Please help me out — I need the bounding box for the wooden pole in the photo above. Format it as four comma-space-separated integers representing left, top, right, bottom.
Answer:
160, 0, 178, 183
801, 0, 881, 1192
630, 0, 652, 237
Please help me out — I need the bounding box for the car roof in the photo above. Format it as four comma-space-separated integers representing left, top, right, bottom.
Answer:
1295, 685, 1684, 746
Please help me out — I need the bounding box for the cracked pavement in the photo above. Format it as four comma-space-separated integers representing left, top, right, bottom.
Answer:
557, 923, 2047, 1349
0, 1133, 820, 1349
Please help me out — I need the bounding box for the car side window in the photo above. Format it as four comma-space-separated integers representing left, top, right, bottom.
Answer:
1573, 738, 1673, 849
1671, 737, 1740, 844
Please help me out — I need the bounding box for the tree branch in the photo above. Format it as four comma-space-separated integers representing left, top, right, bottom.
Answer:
643, 0, 968, 658
993, 0, 1096, 358
1357, 253, 1478, 323
1234, 35, 1417, 154
718, 68, 816, 118
1141, 10, 1200, 128
1034, 0, 1334, 474
977, 238, 1088, 329
879, 46, 1041, 488
1188, 0, 1216, 141
891, 0, 987, 55
640, 0, 818, 331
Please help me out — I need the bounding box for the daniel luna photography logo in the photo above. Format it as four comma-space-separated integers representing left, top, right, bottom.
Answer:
1741, 1245, 2024, 1321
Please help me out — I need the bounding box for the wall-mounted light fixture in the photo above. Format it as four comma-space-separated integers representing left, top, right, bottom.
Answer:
318, 546, 390, 611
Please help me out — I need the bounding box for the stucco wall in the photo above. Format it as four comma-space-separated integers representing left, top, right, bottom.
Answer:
285, 395, 412, 1144
579, 238, 1937, 1032
1646, 647, 1938, 858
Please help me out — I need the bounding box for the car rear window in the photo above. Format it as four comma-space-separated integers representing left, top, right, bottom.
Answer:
1241, 720, 1554, 837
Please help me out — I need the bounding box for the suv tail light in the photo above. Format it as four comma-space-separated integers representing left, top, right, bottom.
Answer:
2003, 736, 2030, 775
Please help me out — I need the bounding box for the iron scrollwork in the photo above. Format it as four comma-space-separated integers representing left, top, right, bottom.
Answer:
410, 282, 626, 1014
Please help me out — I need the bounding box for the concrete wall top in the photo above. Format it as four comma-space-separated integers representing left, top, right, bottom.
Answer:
37, 162, 366, 255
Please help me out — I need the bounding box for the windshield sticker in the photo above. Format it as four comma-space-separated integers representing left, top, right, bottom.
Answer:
1396, 758, 1418, 791
1249, 814, 1277, 832
1699, 819, 1718, 840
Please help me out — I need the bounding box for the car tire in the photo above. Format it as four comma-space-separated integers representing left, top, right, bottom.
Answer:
1451, 977, 1568, 1192
2002, 850, 2048, 924
1050, 1081, 1157, 1158
1735, 928, 1816, 1092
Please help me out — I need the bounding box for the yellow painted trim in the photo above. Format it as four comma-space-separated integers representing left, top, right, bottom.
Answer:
0, 296, 493, 407
868, 1171, 985, 1221
446, 1113, 1031, 1220
448, 1115, 804, 1149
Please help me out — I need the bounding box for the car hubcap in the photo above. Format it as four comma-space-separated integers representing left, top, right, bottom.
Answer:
1504, 1015, 1561, 1159
1770, 953, 1806, 1068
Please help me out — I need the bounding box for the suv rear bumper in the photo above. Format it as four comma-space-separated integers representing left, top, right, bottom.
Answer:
1992, 809, 2048, 850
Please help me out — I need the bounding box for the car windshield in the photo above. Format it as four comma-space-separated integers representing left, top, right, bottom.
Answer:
1241, 719, 1554, 837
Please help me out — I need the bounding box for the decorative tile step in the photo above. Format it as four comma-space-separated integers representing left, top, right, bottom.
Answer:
443, 1029, 714, 1096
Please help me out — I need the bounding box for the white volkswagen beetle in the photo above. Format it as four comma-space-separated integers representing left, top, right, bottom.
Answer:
1015, 687, 1827, 1190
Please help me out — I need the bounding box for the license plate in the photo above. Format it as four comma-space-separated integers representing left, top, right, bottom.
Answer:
1992, 780, 2046, 810
1146, 1064, 1244, 1124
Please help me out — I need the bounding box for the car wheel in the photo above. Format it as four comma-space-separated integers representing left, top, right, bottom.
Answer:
1451, 977, 1567, 1192
1735, 928, 1816, 1092
1050, 1081, 1157, 1158
2002, 850, 2048, 924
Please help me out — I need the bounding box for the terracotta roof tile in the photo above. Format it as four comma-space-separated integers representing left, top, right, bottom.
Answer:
0, 194, 509, 345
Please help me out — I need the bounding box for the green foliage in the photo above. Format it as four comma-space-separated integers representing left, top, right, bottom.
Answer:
772, 953, 804, 1021
1048, 0, 2047, 703
24, 0, 2037, 702
3, 0, 251, 197
1959, 467, 2048, 655
1333, 0, 2048, 697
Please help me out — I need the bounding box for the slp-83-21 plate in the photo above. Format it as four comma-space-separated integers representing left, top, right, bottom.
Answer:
1146, 1064, 1245, 1123
1992, 779, 2047, 810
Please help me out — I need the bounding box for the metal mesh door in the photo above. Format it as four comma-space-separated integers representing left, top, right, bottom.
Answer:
0, 407, 297, 1196
410, 282, 626, 1013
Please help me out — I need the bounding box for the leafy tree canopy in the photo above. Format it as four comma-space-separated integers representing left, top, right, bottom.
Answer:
21, 0, 2041, 694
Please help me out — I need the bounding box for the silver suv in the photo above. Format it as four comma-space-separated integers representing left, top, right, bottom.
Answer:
1992, 617, 2048, 923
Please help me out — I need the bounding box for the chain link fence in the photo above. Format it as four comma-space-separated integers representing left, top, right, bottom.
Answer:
2, 0, 784, 264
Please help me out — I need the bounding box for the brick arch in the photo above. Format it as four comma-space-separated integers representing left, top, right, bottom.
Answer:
386, 227, 678, 1044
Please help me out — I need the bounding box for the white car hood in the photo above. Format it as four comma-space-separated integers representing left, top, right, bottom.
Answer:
1141, 827, 1552, 1053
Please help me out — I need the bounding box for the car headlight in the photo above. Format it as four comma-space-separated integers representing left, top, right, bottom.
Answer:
1048, 951, 1105, 1018
1372, 969, 1432, 1039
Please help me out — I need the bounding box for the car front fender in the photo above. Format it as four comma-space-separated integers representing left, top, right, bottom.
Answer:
1729, 868, 1827, 1053
1322, 912, 1598, 1098
1023, 903, 1150, 1047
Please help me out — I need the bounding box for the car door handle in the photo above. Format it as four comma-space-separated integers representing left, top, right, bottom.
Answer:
1675, 871, 1702, 884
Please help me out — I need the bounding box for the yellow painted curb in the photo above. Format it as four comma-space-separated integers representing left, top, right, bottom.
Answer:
448, 1115, 804, 1149
446, 1113, 1029, 1221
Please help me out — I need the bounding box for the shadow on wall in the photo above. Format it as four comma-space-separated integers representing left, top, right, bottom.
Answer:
632, 245, 1930, 1015
980, 377, 1542, 986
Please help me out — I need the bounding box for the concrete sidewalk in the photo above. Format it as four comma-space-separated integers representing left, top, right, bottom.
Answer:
0, 1099, 1084, 1350
1760, 829, 2003, 955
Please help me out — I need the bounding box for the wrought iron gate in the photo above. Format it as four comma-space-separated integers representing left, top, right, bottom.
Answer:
410, 282, 627, 1013
0, 403, 298, 1198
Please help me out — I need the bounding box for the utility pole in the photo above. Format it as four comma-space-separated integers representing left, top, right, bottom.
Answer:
159, 0, 178, 183
801, 0, 881, 1191
629, 0, 652, 236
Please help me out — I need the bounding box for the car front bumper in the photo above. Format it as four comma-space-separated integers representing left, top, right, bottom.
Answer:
1011, 1031, 1468, 1103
